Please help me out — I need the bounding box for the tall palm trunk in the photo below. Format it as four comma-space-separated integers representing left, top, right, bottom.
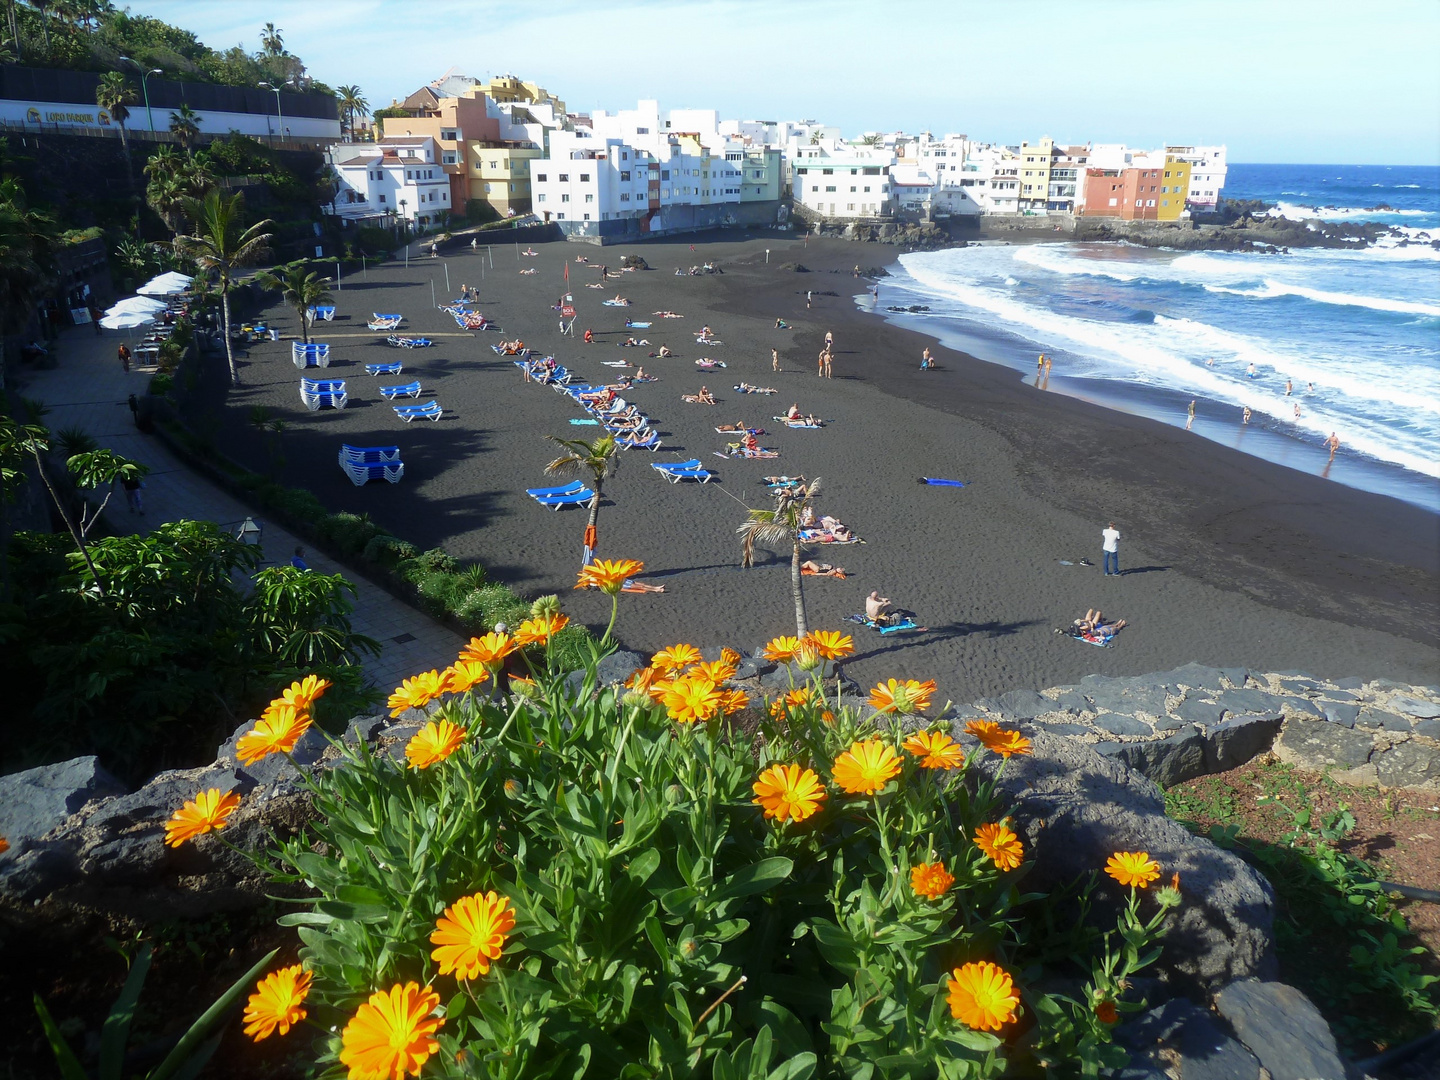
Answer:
583, 480, 602, 564
296, 301, 309, 344
791, 540, 808, 638
221, 284, 239, 384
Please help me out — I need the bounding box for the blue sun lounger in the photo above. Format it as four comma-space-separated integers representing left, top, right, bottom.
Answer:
532, 487, 595, 510
394, 401, 443, 422
300, 377, 346, 410
292, 342, 331, 369
617, 430, 661, 451
365, 361, 403, 376
652, 460, 712, 483
338, 444, 403, 486
526, 480, 587, 498
379, 381, 423, 400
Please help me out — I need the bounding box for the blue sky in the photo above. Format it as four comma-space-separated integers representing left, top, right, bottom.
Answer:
131, 0, 1440, 164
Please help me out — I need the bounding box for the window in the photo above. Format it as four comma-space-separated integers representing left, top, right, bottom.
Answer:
811, 185, 818, 192
558, 173, 569, 182
583, 213, 590, 220
847, 203, 855, 211
537, 193, 546, 202
561, 193, 570, 202
850, 186, 856, 192
484, 182, 492, 193
620, 193, 630, 201
825, 185, 836, 192
509, 183, 515, 193
863, 185, 871, 192
580, 173, 590, 182
636, 126, 648, 134
622, 151, 628, 160
537, 173, 547, 182
796, 167, 807, 175
661, 170, 670, 180
822, 168, 833, 175
379, 194, 386, 203
557, 213, 564, 219
621, 171, 631, 181
441, 128, 457, 140
585, 193, 594, 203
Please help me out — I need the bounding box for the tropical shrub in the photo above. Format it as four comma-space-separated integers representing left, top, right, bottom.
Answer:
178, 580, 1180, 1078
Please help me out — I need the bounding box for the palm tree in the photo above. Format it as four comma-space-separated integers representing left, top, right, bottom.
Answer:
335, 84, 368, 137
174, 191, 273, 386
95, 71, 136, 152
737, 478, 823, 638
544, 435, 620, 566
860, 133, 884, 147
259, 22, 283, 56
144, 144, 184, 183
253, 261, 332, 344
0, 181, 57, 336
168, 103, 202, 150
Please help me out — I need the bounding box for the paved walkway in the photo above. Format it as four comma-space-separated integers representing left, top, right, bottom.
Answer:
12, 325, 466, 693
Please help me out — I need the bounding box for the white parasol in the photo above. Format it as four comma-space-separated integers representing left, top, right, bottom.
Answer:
99, 310, 156, 330
106, 295, 168, 317
137, 271, 194, 297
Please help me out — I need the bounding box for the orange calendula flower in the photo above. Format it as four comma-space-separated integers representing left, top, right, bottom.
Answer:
624, 665, 659, 693
387, 670, 449, 718
902, 729, 966, 769
752, 763, 827, 822
513, 612, 569, 646
236, 706, 312, 766
243, 964, 312, 1041
691, 659, 738, 684
660, 675, 722, 724
444, 660, 490, 694
717, 688, 750, 715
405, 718, 467, 769
910, 861, 955, 900
276, 674, 331, 711
459, 632, 516, 669
0, 837, 8, 855
973, 822, 1025, 871
1095, 999, 1119, 1025
339, 982, 443, 1080
575, 558, 644, 594
651, 643, 702, 674
720, 647, 742, 668
430, 891, 516, 980
947, 962, 1020, 1031
164, 789, 241, 847
762, 636, 803, 663
831, 738, 902, 795
770, 686, 813, 719
964, 719, 1032, 758
806, 630, 854, 661
1106, 851, 1162, 889
869, 678, 938, 715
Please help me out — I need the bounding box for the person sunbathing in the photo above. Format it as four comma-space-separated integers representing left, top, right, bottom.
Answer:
865, 590, 894, 622
575, 255, 589, 263
682, 386, 717, 405
735, 382, 777, 394
634, 367, 649, 380
580, 388, 617, 407
801, 561, 847, 578
786, 404, 802, 420
716, 420, 751, 433
620, 337, 640, 347
622, 579, 665, 593
658, 344, 674, 357
1075, 610, 1127, 636
612, 294, 630, 305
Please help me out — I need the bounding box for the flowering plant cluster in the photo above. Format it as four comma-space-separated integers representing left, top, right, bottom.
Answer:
164, 587, 1179, 1078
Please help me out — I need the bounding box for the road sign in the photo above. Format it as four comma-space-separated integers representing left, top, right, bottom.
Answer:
561, 305, 575, 318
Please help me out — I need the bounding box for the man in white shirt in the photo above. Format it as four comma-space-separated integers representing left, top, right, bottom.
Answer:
1102, 522, 1121, 576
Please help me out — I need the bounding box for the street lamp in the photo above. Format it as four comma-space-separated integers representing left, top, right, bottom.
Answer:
258, 81, 284, 145
119, 57, 163, 133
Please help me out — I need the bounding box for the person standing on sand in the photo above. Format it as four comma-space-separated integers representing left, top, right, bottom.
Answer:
1242, 405, 1252, 425
1102, 522, 1121, 577
1043, 355, 1053, 379
825, 330, 833, 352
1186, 399, 1196, 430
817, 349, 826, 377
772, 348, 781, 372
1037, 353, 1045, 377
806, 290, 812, 309
1325, 432, 1340, 461
823, 349, 833, 379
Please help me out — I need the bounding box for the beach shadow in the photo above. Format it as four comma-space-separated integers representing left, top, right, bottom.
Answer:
1118, 566, 1170, 576
847, 619, 1042, 663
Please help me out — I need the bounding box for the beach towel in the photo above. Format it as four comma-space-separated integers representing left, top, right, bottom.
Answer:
569, 419, 601, 425
774, 416, 824, 428
801, 566, 847, 579
845, 613, 926, 635
714, 447, 780, 459
602, 360, 631, 367
919, 477, 967, 487
624, 321, 652, 329
733, 385, 777, 395
798, 528, 863, 545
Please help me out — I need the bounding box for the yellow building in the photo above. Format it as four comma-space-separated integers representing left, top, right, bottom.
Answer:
477, 75, 565, 116
469, 143, 544, 216
1157, 155, 1193, 221
1018, 137, 1055, 211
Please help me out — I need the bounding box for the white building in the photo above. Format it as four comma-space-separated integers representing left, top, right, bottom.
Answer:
788, 139, 894, 219
330, 136, 452, 226
1166, 145, 1228, 208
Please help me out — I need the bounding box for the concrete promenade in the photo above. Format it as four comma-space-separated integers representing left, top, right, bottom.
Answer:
11, 324, 465, 694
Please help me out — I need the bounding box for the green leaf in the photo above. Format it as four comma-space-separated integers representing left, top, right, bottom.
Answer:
316, 899, 393, 923
336, 884, 391, 906
713, 857, 794, 903
148, 948, 278, 1080
276, 911, 335, 927
769, 1052, 817, 1080
32, 994, 87, 1080
100, 943, 152, 1080
626, 847, 662, 885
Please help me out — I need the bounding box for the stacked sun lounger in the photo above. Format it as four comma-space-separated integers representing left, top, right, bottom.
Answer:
652, 459, 712, 483
365, 361, 403, 376
339, 444, 403, 486
526, 480, 595, 510
379, 381, 422, 400
394, 400, 443, 422
292, 342, 331, 369
307, 305, 336, 321
300, 377, 347, 410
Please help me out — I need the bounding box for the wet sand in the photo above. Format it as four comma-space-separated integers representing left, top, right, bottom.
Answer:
201, 231, 1439, 699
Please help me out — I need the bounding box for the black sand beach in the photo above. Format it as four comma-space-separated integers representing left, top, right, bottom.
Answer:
199, 232, 1440, 699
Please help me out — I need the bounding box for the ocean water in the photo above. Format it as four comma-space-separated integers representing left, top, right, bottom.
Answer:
876, 164, 1440, 511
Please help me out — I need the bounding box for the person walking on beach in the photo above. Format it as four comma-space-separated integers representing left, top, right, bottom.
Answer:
1186, 399, 1196, 430
118, 343, 131, 373
1102, 522, 1121, 577
1043, 355, 1053, 379
1037, 353, 1045, 377
1325, 432, 1340, 461
772, 348, 781, 372
1242, 405, 1252, 425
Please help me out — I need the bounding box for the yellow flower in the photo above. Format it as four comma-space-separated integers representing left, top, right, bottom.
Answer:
752, 763, 826, 822
243, 964, 311, 1041
868, 678, 938, 715
659, 675, 722, 724
1105, 851, 1162, 889
443, 660, 490, 694
831, 738, 902, 796
651, 643, 702, 674
387, 670, 449, 718
236, 707, 312, 766
575, 558, 644, 594
514, 612, 569, 646
769, 686, 813, 719
964, 719, 1032, 758
405, 719, 468, 769
691, 659, 738, 684
973, 822, 1025, 871
339, 982, 443, 1080
164, 789, 241, 847
624, 665, 659, 692
717, 688, 750, 715
720, 647, 742, 668
910, 862, 955, 900
762, 636, 803, 663
806, 630, 854, 661
947, 962, 1019, 1031
902, 729, 965, 769
275, 674, 331, 711
459, 632, 516, 669
430, 891, 516, 980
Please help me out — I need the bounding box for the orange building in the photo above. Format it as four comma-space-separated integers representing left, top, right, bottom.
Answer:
381, 94, 500, 211
1078, 165, 1164, 219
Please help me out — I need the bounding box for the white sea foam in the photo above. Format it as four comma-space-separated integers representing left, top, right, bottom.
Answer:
1201, 279, 1440, 317
1267, 201, 1429, 221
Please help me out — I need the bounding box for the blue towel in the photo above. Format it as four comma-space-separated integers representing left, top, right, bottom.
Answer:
569, 419, 600, 425
919, 477, 966, 487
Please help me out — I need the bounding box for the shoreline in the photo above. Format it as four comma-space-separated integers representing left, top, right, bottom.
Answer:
205, 230, 1438, 700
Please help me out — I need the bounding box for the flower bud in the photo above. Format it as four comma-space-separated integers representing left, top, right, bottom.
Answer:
795, 642, 822, 671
